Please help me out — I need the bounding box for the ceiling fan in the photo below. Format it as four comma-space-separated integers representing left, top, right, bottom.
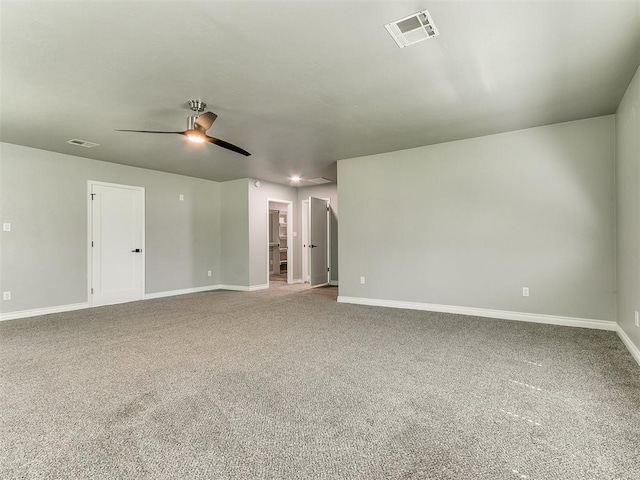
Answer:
116, 100, 251, 156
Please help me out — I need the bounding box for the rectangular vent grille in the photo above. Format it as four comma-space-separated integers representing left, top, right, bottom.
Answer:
67, 138, 100, 148
307, 177, 332, 185
385, 10, 439, 48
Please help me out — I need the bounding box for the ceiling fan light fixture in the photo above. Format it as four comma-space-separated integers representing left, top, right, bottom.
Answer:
186, 130, 206, 143
115, 101, 250, 156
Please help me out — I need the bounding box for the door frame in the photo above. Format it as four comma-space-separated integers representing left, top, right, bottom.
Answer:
87, 180, 146, 306
303, 197, 330, 285
266, 198, 293, 286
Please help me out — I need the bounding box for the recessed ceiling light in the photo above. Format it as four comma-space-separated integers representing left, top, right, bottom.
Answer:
290, 176, 301, 183
66, 138, 100, 148
385, 9, 439, 48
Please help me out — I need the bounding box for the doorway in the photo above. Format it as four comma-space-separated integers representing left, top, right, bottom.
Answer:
88, 181, 145, 306
266, 199, 292, 287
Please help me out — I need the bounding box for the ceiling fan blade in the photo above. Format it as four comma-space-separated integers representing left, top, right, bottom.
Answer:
206, 136, 251, 156
195, 112, 217, 132
115, 129, 186, 134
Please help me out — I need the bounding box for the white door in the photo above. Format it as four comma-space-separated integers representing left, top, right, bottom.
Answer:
309, 196, 329, 287
90, 182, 144, 306
301, 199, 309, 283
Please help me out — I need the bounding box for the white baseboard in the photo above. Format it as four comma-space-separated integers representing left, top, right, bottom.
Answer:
0, 302, 90, 321
291, 279, 304, 284
218, 284, 250, 292
337, 296, 617, 331
616, 325, 640, 366
2, 285, 227, 320
329, 280, 339, 286
219, 284, 268, 292
144, 285, 221, 300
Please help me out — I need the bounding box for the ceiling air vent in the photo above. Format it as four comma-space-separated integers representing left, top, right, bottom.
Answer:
307, 177, 332, 185
66, 138, 100, 148
385, 10, 439, 48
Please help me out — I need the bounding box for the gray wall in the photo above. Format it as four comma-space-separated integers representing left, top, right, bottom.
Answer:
0, 142, 221, 313
338, 116, 616, 321
248, 180, 297, 286
616, 65, 640, 348
220, 179, 250, 287
296, 184, 338, 283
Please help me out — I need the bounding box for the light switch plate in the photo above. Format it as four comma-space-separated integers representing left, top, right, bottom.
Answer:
2, 223, 11, 232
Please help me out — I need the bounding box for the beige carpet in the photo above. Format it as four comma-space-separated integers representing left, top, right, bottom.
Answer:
1, 285, 639, 479
268, 272, 288, 285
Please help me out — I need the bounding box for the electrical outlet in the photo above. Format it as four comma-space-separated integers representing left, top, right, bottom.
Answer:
207, 270, 212, 277
522, 287, 530, 297
3, 291, 11, 300
360, 276, 365, 285
635, 311, 639, 328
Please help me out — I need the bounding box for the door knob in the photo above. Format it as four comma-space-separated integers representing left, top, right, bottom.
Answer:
310, 245, 317, 248
131, 248, 141, 253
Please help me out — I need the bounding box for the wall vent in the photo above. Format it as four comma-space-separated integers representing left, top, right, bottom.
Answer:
385, 10, 439, 48
67, 139, 100, 148
307, 177, 332, 185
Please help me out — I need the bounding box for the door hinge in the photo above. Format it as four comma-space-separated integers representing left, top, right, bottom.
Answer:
327, 206, 330, 211
327, 267, 330, 272
91, 241, 94, 247
91, 288, 93, 294
90, 193, 96, 200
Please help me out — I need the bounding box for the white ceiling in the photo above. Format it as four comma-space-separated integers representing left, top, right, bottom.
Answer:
1, 1, 639, 185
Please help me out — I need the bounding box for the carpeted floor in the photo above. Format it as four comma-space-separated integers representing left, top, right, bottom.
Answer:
1, 285, 639, 479
269, 272, 288, 285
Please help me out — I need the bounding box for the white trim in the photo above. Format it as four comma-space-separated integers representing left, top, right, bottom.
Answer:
220, 285, 250, 292
144, 285, 221, 300
1, 303, 90, 321
220, 284, 269, 292
1, 284, 271, 320
329, 280, 339, 286
336, 296, 617, 331
291, 278, 304, 284
616, 325, 640, 366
